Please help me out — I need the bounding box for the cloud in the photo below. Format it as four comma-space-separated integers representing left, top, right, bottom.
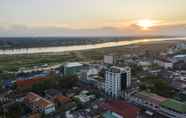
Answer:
0, 23, 186, 37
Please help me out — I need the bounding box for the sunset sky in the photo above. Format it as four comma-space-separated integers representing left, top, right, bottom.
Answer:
0, 0, 186, 37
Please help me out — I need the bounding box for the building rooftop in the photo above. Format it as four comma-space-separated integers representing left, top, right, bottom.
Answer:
24, 92, 54, 109
54, 95, 71, 103
160, 99, 186, 113
109, 66, 130, 73
174, 54, 186, 58
158, 58, 172, 63
171, 79, 186, 90
100, 100, 140, 118
28, 113, 40, 118
24, 92, 40, 103
16, 77, 48, 88
64, 62, 83, 68
35, 98, 53, 108
45, 89, 61, 98
103, 111, 118, 118
135, 91, 168, 105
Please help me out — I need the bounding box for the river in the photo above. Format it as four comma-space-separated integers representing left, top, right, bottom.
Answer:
0, 37, 186, 55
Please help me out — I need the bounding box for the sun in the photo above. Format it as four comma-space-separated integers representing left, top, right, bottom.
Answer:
137, 19, 154, 30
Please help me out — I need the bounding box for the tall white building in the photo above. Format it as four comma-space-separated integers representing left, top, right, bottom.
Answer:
105, 66, 131, 98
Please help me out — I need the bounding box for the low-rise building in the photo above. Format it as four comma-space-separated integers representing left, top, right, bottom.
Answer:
175, 43, 186, 50
173, 61, 186, 70
104, 55, 117, 65
131, 91, 186, 118
16, 77, 48, 89
103, 111, 123, 118
130, 91, 168, 111
173, 54, 186, 63
160, 99, 186, 118
74, 90, 95, 103
64, 62, 83, 76
170, 79, 186, 90
100, 100, 140, 118
80, 67, 98, 80
24, 92, 55, 114
45, 89, 62, 99
53, 95, 73, 109
154, 59, 173, 69
138, 61, 152, 71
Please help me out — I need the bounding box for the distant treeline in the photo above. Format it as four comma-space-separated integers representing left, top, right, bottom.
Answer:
0, 36, 175, 49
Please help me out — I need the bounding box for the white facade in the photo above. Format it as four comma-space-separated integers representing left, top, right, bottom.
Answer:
105, 66, 131, 98
74, 91, 95, 103
154, 60, 173, 69
80, 68, 98, 80
138, 61, 152, 71
104, 55, 115, 65
44, 105, 56, 114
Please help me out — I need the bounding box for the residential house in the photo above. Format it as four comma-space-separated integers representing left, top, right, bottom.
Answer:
45, 89, 62, 99
100, 100, 140, 118
24, 92, 55, 114
130, 91, 168, 111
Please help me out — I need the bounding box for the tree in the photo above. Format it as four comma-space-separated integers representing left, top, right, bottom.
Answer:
139, 75, 176, 98
0, 72, 16, 80
130, 64, 143, 76
58, 75, 78, 89
32, 79, 53, 93
6, 103, 24, 118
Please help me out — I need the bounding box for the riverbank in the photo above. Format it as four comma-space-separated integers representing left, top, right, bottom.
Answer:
0, 40, 181, 72
0, 37, 185, 55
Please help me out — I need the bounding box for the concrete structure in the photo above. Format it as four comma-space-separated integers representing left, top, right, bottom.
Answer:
154, 59, 173, 69
24, 92, 55, 114
105, 66, 131, 98
74, 90, 95, 103
64, 62, 83, 76
104, 55, 116, 65
176, 43, 186, 50
131, 91, 186, 118
170, 79, 186, 90
173, 54, 186, 63
138, 61, 152, 71
80, 67, 98, 80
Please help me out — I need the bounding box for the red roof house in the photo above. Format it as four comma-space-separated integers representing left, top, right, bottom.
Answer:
100, 100, 140, 118
16, 77, 48, 89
